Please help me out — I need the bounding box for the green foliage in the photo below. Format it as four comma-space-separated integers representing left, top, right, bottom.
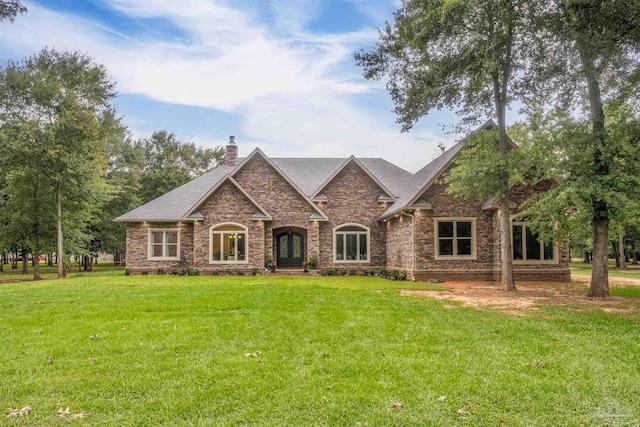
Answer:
179, 268, 200, 276
0, 0, 26, 22
325, 268, 338, 276
445, 129, 527, 200
251, 267, 259, 276
156, 268, 166, 276
0, 48, 120, 276
137, 131, 224, 204
517, 106, 640, 243
124, 268, 130, 276
307, 255, 318, 269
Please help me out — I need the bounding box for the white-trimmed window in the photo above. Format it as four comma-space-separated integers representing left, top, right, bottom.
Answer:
434, 218, 476, 260
334, 224, 369, 263
210, 223, 248, 264
148, 229, 180, 260
512, 221, 555, 262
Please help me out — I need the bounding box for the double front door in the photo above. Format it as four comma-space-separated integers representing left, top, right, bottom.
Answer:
276, 230, 304, 267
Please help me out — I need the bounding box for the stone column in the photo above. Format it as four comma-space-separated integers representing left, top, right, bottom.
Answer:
308, 220, 320, 260
193, 221, 199, 267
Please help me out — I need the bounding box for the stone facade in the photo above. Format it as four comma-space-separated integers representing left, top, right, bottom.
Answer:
123, 151, 570, 282
233, 155, 317, 264
316, 161, 388, 271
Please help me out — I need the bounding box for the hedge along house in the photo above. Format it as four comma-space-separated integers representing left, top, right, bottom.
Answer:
115, 122, 570, 281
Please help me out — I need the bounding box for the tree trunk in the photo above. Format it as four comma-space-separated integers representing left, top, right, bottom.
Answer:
619, 234, 626, 271
57, 182, 64, 279
632, 252, 638, 265
48, 253, 52, 266
589, 219, 610, 297
492, 67, 516, 291
0, 254, 3, 272
577, 38, 609, 297
21, 250, 28, 274
583, 249, 590, 263
33, 177, 41, 281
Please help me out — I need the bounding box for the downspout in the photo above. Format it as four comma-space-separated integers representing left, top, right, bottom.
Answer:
401, 211, 416, 281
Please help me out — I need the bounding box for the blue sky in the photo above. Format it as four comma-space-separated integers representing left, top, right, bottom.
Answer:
0, 0, 466, 172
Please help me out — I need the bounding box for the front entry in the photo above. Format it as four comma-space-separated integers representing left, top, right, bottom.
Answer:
275, 228, 305, 268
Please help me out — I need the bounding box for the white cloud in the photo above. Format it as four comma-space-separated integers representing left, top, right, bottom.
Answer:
1, 0, 457, 171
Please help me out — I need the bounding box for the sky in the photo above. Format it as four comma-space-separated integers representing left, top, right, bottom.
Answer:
0, 0, 469, 172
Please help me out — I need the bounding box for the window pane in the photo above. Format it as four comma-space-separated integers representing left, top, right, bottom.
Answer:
513, 225, 523, 260
359, 233, 367, 260
439, 239, 453, 256
346, 234, 358, 260
544, 241, 554, 260
152, 232, 164, 244
167, 244, 178, 258
167, 231, 178, 244
212, 234, 221, 261
457, 238, 472, 255
223, 233, 235, 260
336, 234, 344, 260
237, 233, 246, 261
525, 227, 541, 260
456, 222, 472, 238
279, 234, 288, 259
152, 244, 163, 257
438, 222, 454, 238
292, 235, 302, 258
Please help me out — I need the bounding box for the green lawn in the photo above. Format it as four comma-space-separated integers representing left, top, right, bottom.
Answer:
1, 273, 640, 426
571, 259, 640, 279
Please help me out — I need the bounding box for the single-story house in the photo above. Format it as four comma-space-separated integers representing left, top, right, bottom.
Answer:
115, 121, 570, 281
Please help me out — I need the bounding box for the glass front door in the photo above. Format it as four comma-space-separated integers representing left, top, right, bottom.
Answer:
276, 231, 304, 267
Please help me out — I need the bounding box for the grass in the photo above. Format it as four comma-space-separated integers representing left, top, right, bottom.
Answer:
570, 259, 640, 279
1, 273, 640, 425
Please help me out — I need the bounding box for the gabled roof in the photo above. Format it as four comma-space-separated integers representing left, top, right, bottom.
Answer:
379, 119, 516, 220
232, 148, 329, 221
310, 156, 395, 200
114, 165, 235, 222
269, 157, 412, 197
183, 174, 273, 221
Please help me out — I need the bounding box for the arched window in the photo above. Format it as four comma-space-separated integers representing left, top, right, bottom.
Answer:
334, 224, 369, 263
210, 223, 248, 264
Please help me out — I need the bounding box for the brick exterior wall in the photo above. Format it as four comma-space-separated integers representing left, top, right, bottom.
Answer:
315, 161, 388, 271
385, 214, 413, 271
125, 222, 194, 273
386, 172, 569, 282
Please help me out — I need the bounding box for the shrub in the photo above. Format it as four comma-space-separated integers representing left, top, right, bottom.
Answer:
325, 268, 338, 276
178, 268, 199, 276
307, 255, 319, 269
236, 271, 245, 276
224, 269, 233, 276
398, 270, 407, 281
141, 271, 149, 276
124, 269, 131, 276
380, 268, 388, 278
347, 269, 356, 276
251, 267, 259, 276
156, 268, 166, 275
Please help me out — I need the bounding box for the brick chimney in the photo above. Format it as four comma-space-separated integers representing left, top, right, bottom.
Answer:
225, 135, 238, 166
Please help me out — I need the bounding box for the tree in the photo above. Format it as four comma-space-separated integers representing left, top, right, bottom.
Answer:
522, 1, 640, 296
137, 131, 224, 204
355, 0, 539, 290
0, 0, 26, 22
0, 49, 118, 279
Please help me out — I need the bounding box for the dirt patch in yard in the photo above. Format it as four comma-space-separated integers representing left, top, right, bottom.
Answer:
401, 279, 640, 315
